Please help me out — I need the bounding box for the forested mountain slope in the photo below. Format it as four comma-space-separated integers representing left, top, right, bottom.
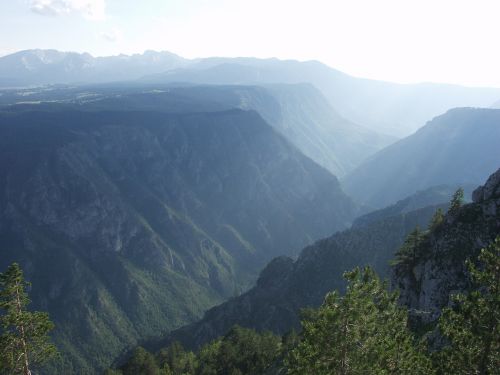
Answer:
0, 108, 356, 373
161, 193, 450, 350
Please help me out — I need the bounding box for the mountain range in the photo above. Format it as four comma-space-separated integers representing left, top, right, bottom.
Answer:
0, 48, 499, 374
0, 49, 187, 87
2, 49, 500, 138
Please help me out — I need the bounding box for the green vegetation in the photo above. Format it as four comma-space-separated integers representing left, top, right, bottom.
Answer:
448, 187, 464, 216
286, 267, 432, 374
393, 202, 452, 267
434, 237, 500, 374
107, 326, 282, 375
428, 207, 445, 231
393, 226, 427, 266
0, 263, 57, 375
111, 236, 500, 375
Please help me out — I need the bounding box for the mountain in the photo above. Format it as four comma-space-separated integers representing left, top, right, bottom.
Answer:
0, 108, 357, 373
0, 49, 188, 87
0, 83, 394, 177
145, 58, 500, 137
392, 168, 500, 328
159, 192, 450, 350
344, 108, 500, 209
3, 49, 500, 138
257, 84, 394, 176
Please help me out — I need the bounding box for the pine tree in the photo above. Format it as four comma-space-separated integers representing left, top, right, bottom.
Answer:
0, 263, 57, 375
286, 267, 432, 374
435, 237, 500, 374
448, 187, 464, 216
121, 347, 160, 375
393, 226, 426, 266
428, 207, 445, 231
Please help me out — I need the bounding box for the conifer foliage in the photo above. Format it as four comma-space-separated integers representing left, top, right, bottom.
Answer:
436, 237, 500, 374
0, 263, 57, 375
285, 267, 432, 375
448, 187, 464, 216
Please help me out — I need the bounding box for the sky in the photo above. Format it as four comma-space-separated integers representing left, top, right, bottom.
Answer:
1, 0, 499, 87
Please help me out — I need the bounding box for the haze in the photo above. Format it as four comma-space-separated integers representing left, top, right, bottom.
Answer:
1, 0, 499, 87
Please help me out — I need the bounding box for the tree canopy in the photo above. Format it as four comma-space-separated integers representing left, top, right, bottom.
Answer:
0, 263, 57, 375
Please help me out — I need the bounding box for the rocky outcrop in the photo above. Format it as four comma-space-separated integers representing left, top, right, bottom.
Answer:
392, 168, 500, 327
472, 168, 500, 203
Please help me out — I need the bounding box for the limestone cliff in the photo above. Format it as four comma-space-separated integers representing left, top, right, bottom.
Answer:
392, 168, 500, 327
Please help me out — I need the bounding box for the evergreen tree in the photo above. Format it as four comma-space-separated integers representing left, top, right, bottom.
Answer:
197, 326, 281, 375
448, 187, 464, 216
121, 347, 160, 375
435, 237, 500, 374
104, 369, 124, 375
0, 263, 57, 375
393, 226, 426, 266
428, 207, 445, 231
286, 267, 432, 374
157, 341, 197, 375
196, 340, 220, 375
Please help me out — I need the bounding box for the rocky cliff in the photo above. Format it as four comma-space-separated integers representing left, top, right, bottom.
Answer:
392, 168, 500, 327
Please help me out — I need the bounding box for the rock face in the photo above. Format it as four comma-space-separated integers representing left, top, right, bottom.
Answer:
344, 108, 500, 209
0, 108, 357, 373
472, 168, 500, 203
160, 196, 447, 350
392, 168, 500, 326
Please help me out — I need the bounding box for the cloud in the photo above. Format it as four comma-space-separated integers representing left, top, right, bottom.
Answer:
30, 0, 105, 20
100, 28, 123, 43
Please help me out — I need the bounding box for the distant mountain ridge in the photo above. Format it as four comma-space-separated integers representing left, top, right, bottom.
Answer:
2, 49, 500, 137
344, 108, 500, 208
0, 49, 188, 87
144, 58, 500, 137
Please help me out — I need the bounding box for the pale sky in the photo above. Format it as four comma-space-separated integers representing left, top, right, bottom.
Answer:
1, 0, 500, 87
